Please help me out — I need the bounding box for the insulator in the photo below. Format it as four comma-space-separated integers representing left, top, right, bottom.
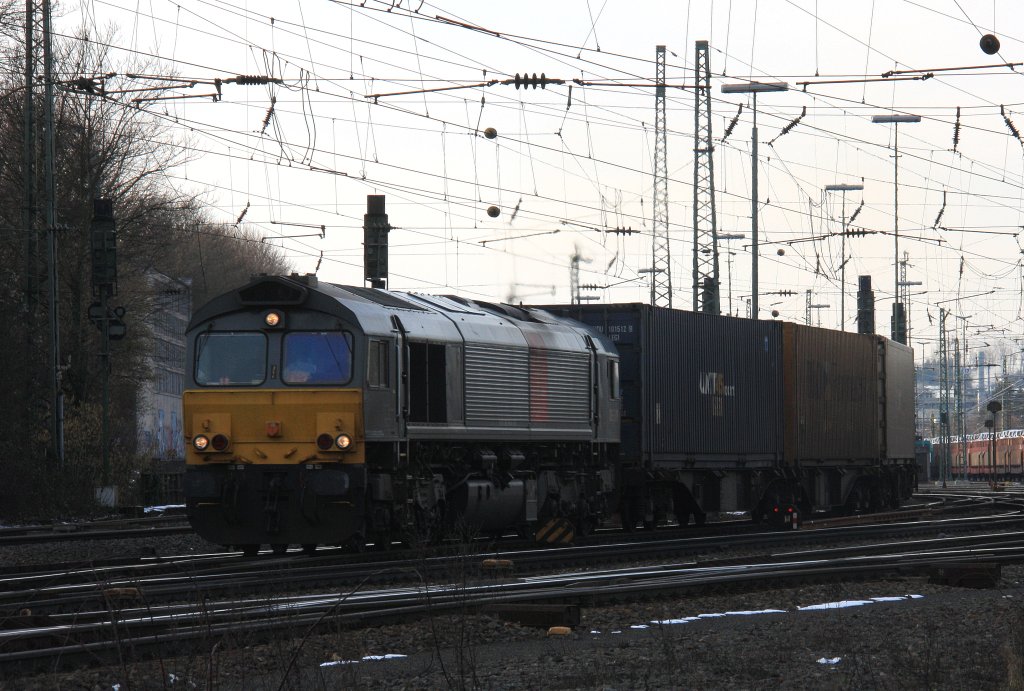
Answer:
722, 104, 743, 142
235, 74, 271, 86
952, 106, 961, 152
849, 201, 863, 225
486, 205, 500, 218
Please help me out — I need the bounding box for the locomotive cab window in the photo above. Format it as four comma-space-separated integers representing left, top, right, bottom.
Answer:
195, 332, 267, 386
609, 360, 620, 399
283, 331, 353, 385
368, 339, 390, 388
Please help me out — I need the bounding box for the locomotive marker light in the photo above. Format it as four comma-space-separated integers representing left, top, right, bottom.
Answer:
211, 434, 230, 452
336, 433, 353, 450
316, 433, 335, 451
193, 435, 210, 451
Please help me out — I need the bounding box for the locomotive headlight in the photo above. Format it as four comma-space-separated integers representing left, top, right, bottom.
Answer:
335, 433, 353, 450
193, 435, 210, 451
264, 311, 282, 327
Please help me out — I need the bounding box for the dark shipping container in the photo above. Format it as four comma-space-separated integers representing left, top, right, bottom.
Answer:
782, 322, 880, 463
544, 305, 915, 470
543, 304, 784, 467
883, 339, 916, 460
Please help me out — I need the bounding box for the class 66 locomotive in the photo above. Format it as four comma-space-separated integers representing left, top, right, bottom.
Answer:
184, 274, 917, 555
183, 274, 620, 555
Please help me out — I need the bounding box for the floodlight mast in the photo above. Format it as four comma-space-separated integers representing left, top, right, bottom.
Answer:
720, 81, 789, 319
871, 113, 921, 343
825, 183, 865, 331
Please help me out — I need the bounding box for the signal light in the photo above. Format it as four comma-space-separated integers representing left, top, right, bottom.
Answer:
193, 435, 210, 451
316, 433, 334, 451
212, 434, 230, 451
335, 433, 353, 450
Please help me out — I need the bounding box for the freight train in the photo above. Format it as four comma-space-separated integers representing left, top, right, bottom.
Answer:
928, 430, 1024, 481
182, 274, 917, 554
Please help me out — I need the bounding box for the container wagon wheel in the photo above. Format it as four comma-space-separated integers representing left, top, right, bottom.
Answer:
673, 485, 705, 527
845, 482, 869, 514
301, 544, 317, 555
620, 495, 642, 532
343, 533, 366, 553
373, 529, 393, 551
271, 543, 288, 555
241, 544, 260, 557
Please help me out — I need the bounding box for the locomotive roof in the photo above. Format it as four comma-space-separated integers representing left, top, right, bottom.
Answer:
188, 274, 615, 355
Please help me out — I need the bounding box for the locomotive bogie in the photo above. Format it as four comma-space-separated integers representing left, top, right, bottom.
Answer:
186, 461, 367, 548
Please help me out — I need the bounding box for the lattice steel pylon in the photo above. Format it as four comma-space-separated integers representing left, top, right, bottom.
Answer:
651, 45, 672, 307
692, 40, 719, 313
954, 336, 964, 479
939, 307, 950, 485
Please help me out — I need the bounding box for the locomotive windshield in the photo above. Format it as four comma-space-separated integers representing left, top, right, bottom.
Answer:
283, 331, 353, 385
195, 332, 267, 386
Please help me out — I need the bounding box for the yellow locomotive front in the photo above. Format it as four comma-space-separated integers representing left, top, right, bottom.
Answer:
183, 278, 368, 555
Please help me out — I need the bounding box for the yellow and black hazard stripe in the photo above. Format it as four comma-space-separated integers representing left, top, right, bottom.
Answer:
535, 517, 575, 544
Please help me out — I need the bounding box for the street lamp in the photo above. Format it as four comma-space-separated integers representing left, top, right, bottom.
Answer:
638, 267, 663, 305
824, 183, 864, 331
718, 233, 745, 316
872, 113, 921, 344
722, 81, 789, 319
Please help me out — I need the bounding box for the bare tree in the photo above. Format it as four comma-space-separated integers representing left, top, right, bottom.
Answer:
0, 17, 290, 518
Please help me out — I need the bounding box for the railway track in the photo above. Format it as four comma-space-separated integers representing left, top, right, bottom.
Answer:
2, 491, 1018, 671
3, 514, 1022, 672
0, 511, 190, 546
0, 493, 1002, 599
0, 493, 1009, 610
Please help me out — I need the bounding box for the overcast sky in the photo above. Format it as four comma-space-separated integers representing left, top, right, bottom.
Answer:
65, 0, 1024, 362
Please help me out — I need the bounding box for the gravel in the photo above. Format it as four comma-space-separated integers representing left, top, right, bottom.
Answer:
5, 530, 1024, 689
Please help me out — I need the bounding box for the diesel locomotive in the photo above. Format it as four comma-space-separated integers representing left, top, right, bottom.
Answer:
182, 274, 916, 554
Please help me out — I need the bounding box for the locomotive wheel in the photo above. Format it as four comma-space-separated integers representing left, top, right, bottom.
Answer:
575, 515, 596, 538
343, 534, 366, 553
241, 544, 260, 557
620, 502, 637, 532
